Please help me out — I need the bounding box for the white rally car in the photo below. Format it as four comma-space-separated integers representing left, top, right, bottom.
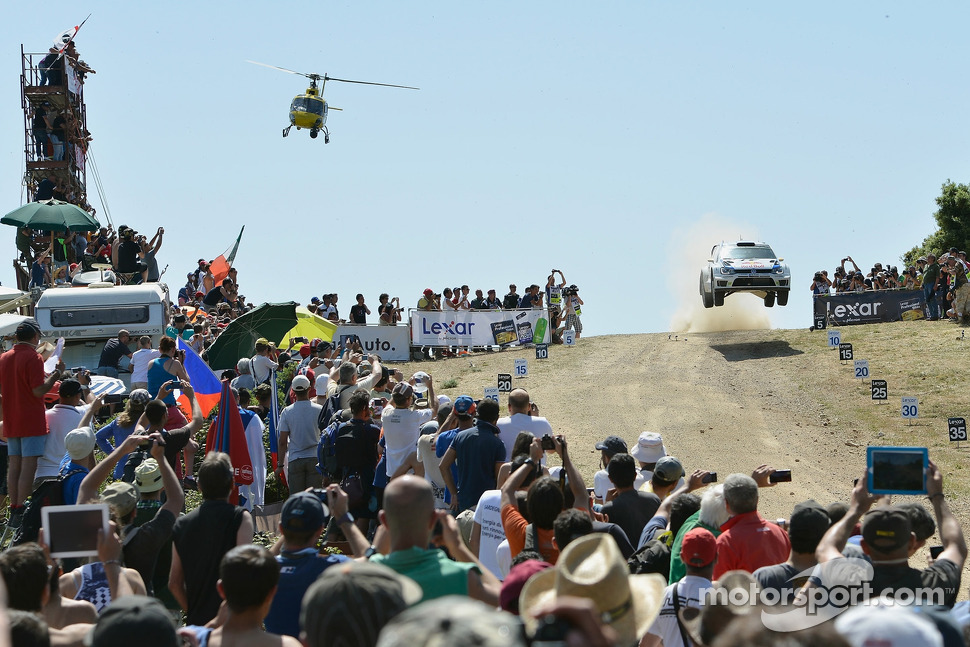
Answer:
700, 241, 791, 308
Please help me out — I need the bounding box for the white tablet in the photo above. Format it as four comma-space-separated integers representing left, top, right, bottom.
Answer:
41, 503, 109, 559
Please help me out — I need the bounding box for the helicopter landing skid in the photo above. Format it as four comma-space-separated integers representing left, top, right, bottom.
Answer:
282, 125, 291, 138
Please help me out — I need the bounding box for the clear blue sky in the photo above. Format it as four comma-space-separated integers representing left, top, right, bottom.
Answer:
3, 3, 967, 336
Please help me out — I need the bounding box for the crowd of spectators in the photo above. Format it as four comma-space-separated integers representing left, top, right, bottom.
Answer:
812, 250, 970, 323
0, 322, 970, 647
0, 316, 968, 646
303, 270, 584, 331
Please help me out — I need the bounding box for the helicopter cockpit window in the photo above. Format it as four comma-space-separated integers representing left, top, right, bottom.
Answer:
290, 97, 325, 116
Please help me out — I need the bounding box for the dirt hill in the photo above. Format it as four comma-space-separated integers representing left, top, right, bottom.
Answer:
406, 322, 970, 586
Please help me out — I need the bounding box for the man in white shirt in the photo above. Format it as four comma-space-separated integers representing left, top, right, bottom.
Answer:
592, 435, 629, 505
495, 388, 553, 457
36, 378, 94, 484
129, 336, 161, 391
381, 379, 438, 478
642, 528, 717, 647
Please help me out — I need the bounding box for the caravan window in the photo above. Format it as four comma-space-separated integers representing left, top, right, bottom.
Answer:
50, 306, 151, 327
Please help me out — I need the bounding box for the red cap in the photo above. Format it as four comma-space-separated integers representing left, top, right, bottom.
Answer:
500, 559, 552, 615
681, 528, 717, 567
299, 345, 311, 358
423, 288, 434, 296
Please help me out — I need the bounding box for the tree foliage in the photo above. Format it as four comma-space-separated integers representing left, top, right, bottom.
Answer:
903, 180, 970, 265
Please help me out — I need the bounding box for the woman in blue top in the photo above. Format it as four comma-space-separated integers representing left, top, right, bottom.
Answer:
147, 336, 189, 430
95, 389, 151, 479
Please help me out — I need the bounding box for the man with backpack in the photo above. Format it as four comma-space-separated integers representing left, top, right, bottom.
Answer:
319, 389, 382, 532
276, 375, 324, 492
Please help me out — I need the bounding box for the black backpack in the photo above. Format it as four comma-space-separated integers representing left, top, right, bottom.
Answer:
13, 469, 86, 546
627, 538, 672, 577
316, 418, 342, 482
316, 385, 351, 432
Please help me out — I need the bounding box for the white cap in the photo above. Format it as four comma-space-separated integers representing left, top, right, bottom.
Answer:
437, 394, 452, 407
630, 432, 666, 463
315, 373, 330, 393
65, 427, 96, 460
291, 375, 311, 391
835, 603, 942, 647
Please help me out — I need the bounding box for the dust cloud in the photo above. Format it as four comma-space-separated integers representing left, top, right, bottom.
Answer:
668, 214, 773, 333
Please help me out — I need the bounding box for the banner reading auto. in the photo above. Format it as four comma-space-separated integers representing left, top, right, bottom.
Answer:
814, 291, 926, 326
334, 324, 411, 362
409, 309, 551, 347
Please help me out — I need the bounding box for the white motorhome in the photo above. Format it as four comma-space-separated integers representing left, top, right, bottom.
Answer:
34, 283, 171, 378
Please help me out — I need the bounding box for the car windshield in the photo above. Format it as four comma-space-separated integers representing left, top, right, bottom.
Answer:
720, 245, 776, 260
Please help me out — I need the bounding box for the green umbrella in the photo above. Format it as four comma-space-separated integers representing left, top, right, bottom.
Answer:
205, 302, 299, 370
1, 199, 100, 232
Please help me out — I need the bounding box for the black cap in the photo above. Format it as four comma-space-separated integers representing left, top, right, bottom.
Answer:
15, 319, 41, 338
594, 435, 628, 456
85, 595, 177, 647
788, 500, 830, 544
58, 379, 82, 398
862, 507, 912, 552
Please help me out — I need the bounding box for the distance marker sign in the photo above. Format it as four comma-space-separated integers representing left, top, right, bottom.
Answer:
483, 387, 499, 404
828, 330, 842, 348
839, 343, 853, 361
514, 358, 528, 378
871, 379, 887, 402
853, 360, 869, 380
535, 343, 549, 360
949, 417, 967, 442
901, 397, 919, 420
497, 374, 512, 392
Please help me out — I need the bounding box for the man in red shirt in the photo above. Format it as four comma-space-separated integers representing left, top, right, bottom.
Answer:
0, 319, 63, 524
713, 471, 790, 580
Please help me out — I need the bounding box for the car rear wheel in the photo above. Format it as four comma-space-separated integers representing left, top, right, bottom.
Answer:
764, 292, 775, 307
777, 291, 789, 306
714, 291, 725, 307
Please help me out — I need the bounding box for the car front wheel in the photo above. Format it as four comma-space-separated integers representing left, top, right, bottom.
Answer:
764, 292, 775, 307
777, 291, 789, 306
701, 276, 714, 308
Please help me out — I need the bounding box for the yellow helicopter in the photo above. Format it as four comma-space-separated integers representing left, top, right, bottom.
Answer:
247, 60, 418, 142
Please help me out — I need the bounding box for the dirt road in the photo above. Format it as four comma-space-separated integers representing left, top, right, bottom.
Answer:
409, 329, 860, 521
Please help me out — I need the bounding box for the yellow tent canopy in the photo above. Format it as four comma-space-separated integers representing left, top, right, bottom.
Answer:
278, 307, 337, 348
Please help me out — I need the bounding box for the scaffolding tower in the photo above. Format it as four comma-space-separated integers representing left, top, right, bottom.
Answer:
16, 45, 95, 290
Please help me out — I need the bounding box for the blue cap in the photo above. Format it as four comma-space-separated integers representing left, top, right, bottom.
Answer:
280, 492, 328, 533
454, 395, 475, 416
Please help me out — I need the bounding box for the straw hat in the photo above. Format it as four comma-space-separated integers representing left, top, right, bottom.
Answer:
519, 534, 665, 646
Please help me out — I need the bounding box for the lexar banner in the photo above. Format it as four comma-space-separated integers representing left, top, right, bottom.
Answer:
814, 292, 926, 326
410, 309, 551, 346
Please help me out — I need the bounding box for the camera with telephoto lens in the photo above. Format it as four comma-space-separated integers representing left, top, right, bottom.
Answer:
814, 272, 824, 282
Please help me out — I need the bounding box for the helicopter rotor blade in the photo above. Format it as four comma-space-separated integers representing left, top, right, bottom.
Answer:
246, 60, 319, 81
328, 107, 343, 111
324, 76, 419, 90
